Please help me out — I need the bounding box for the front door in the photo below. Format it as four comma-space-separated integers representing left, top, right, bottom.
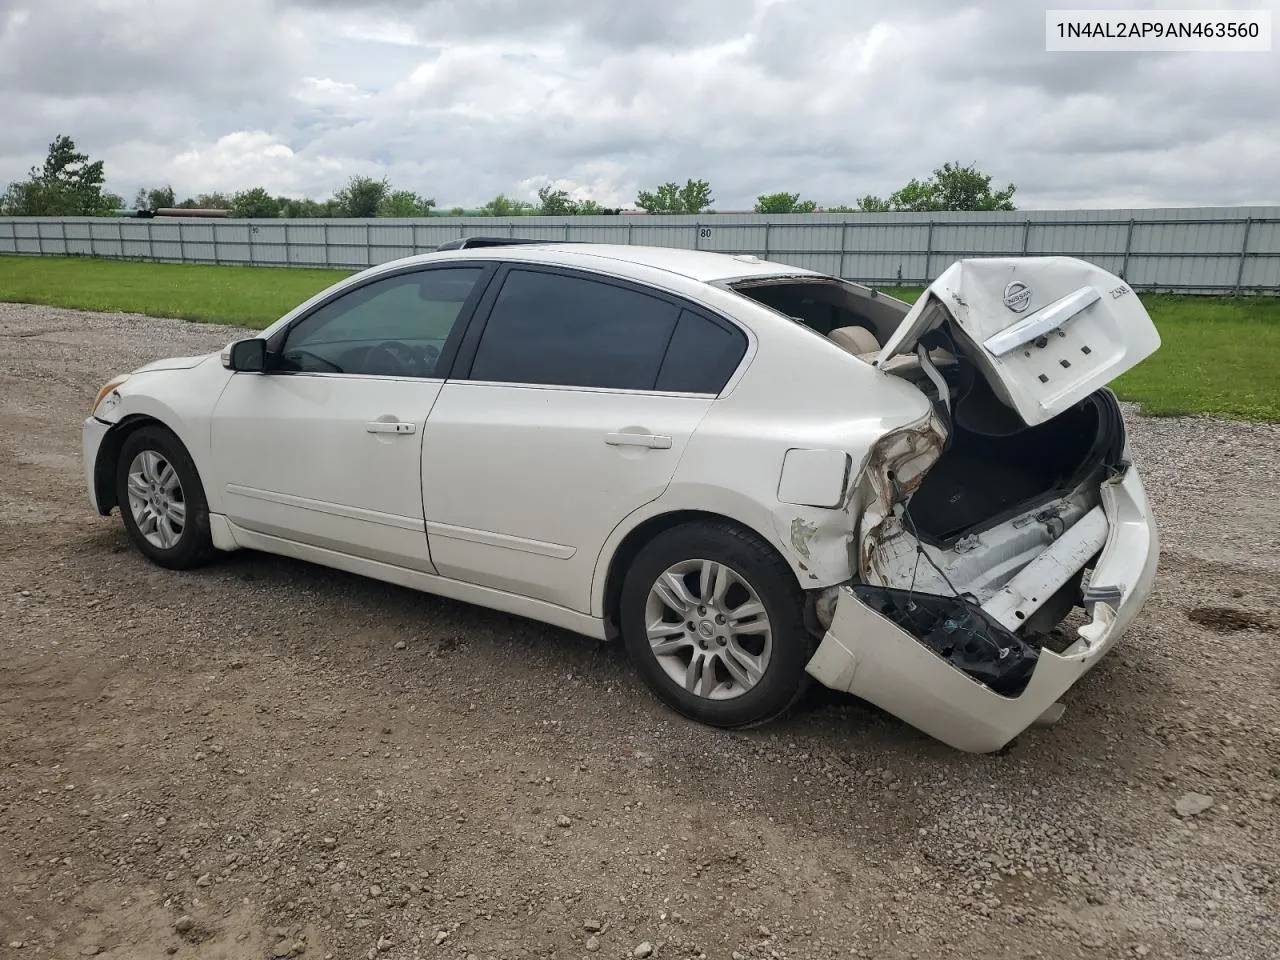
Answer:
210, 265, 491, 571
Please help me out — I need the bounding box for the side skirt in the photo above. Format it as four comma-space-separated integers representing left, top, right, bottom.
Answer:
210, 514, 608, 641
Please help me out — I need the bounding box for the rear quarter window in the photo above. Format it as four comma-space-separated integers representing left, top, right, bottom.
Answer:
655, 310, 748, 394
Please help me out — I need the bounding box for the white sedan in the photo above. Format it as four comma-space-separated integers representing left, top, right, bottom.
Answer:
83, 243, 1160, 752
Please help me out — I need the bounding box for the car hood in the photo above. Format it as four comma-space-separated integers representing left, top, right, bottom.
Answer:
132, 352, 216, 374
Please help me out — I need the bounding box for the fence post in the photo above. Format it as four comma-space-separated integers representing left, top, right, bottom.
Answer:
212, 221, 220, 265
627, 221, 633, 246
322, 222, 330, 268
924, 220, 935, 284
283, 221, 290, 264
35, 221, 44, 256
1120, 218, 1135, 280
147, 219, 155, 261
564, 221, 570, 241
508, 220, 515, 239
247, 222, 255, 266
59, 218, 68, 256
177, 220, 185, 263
695, 221, 702, 250
117, 220, 125, 260
1234, 217, 1254, 294
838, 220, 849, 280
1021, 219, 1032, 255
364, 221, 371, 267
763, 221, 771, 260
88, 219, 97, 258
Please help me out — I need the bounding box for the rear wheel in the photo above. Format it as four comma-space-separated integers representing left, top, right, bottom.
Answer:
115, 425, 216, 570
619, 520, 811, 728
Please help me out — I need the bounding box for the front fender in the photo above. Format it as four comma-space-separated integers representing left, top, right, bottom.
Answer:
90, 359, 233, 512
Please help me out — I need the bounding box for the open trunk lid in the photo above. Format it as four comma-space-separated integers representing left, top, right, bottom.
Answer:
876, 257, 1160, 427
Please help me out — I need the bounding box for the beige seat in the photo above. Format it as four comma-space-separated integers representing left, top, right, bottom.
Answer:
827, 325, 882, 356
828, 324, 958, 372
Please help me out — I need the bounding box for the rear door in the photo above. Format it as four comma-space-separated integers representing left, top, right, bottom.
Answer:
876, 257, 1160, 426
420, 265, 748, 613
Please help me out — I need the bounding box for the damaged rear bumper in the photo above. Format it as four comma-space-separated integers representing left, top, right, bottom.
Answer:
805, 464, 1158, 753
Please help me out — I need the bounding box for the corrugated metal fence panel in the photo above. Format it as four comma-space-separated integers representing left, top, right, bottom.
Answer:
1243, 220, 1280, 288
2, 207, 1277, 292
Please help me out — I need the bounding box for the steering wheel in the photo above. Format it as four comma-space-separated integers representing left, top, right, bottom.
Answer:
422, 343, 441, 373
365, 340, 421, 376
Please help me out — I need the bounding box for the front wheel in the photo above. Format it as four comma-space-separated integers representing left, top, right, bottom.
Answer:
115, 425, 216, 570
619, 520, 812, 728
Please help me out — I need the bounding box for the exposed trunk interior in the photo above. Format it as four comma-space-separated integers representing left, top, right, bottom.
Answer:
725, 274, 1130, 550
906, 384, 1126, 547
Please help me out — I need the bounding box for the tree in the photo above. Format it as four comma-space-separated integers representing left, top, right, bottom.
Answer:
478, 194, 534, 217
536, 186, 577, 216
858, 162, 1017, 212
333, 176, 388, 218
754, 192, 818, 214
534, 186, 613, 216
377, 190, 435, 217
635, 178, 714, 214
278, 197, 335, 218
228, 187, 281, 218
0, 135, 121, 216
175, 192, 231, 210
133, 185, 176, 211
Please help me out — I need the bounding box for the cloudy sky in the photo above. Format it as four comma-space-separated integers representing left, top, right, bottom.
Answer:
0, 0, 1276, 210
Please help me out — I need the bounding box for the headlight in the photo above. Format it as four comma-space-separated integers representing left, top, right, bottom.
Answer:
92, 375, 130, 414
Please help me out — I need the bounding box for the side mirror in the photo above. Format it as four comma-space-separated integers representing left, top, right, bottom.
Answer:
222, 338, 267, 372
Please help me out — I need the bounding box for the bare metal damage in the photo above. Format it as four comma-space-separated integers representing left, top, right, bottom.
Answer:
789, 517, 819, 559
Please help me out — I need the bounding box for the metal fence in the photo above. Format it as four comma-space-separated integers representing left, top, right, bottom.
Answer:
2, 206, 1278, 294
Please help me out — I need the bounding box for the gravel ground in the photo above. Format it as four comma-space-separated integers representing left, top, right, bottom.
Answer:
1, 302, 1277, 960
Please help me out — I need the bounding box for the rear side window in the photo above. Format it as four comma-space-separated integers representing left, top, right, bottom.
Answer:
469, 269, 680, 390
655, 310, 748, 394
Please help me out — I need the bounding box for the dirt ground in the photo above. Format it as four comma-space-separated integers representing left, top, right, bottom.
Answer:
1, 303, 1277, 960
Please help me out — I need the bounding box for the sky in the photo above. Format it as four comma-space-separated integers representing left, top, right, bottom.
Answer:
0, 0, 1276, 211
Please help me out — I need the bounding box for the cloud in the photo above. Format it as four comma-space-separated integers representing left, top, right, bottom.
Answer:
0, 0, 1276, 208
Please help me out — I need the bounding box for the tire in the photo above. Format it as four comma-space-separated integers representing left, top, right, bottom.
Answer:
619, 520, 811, 729
115, 424, 217, 570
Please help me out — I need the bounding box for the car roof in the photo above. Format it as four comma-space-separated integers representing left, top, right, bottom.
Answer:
398, 242, 822, 284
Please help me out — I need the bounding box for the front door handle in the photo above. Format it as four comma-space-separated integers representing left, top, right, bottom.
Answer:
605, 432, 672, 449
366, 420, 417, 435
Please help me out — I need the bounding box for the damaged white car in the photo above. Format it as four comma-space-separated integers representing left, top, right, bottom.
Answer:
83, 242, 1160, 752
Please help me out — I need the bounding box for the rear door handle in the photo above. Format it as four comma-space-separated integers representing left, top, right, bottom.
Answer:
366, 420, 417, 435
605, 432, 672, 449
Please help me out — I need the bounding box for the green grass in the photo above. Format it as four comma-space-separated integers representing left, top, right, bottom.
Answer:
0, 255, 352, 327
1, 256, 1277, 422
1106, 295, 1280, 421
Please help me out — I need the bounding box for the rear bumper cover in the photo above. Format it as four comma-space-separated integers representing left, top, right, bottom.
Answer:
806, 464, 1158, 753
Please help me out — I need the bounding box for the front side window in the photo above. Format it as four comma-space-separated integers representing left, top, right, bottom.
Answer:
468, 269, 682, 391
278, 268, 483, 377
